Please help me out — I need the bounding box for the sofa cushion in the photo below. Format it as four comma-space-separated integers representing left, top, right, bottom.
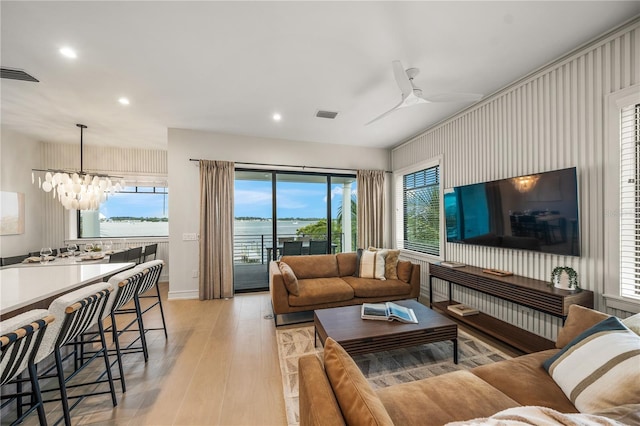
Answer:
622, 312, 640, 335
377, 370, 520, 425
471, 349, 578, 412
543, 316, 640, 413
396, 260, 413, 283
341, 276, 412, 298
324, 338, 394, 426
556, 304, 609, 349
357, 249, 386, 280
280, 254, 339, 279
368, 247, 400, 280
336, 252, 357, 277
288, 278, 354, 307
278, 261, 299, 296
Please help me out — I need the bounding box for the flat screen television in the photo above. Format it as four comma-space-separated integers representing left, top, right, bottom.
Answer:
444, 167, 580, 256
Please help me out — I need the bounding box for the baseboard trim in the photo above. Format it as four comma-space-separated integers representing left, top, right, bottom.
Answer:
168, 289, 199, 300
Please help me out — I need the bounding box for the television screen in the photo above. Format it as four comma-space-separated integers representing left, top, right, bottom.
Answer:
444, 167, 580, 256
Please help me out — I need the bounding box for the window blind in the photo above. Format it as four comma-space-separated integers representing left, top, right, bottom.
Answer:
402, 166, 440, 256
620, 103, 640, 300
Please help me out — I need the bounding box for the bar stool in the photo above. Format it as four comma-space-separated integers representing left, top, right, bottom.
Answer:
34, 282, 116, 426
103, 269, 146, 391
132, 260, 167, 361
1, 310, 54, 426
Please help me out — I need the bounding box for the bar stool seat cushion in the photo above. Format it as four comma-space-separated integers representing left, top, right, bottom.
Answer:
0, 309, 50, 384
34, 281, 113, 363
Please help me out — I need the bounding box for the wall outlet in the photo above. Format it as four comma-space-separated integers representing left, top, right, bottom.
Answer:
183, 233, 198, 241
192, 269, 199, 278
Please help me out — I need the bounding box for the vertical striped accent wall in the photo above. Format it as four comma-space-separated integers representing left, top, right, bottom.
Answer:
393, 19, 639, 340
39, 142, 169, 278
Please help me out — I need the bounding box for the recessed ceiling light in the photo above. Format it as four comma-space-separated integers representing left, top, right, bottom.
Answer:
272, 113, 282, 122
59, 47, 77, 59
118, 97, 130, 105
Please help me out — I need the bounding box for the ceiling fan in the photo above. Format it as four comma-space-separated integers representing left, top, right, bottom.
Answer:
366, 60, 483, 125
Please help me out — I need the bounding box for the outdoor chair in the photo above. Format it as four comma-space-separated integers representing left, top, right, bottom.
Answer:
308, 240, 328, 255
281, 241, 303, 256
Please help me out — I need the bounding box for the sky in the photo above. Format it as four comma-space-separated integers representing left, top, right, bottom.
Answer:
235, 180, 356, 218
97, 181, 355, 219
99, 190, 168, 218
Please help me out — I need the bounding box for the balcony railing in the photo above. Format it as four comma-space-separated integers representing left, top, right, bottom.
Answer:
233, 233, 344, 264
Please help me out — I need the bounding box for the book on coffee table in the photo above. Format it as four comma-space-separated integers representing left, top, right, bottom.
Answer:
447, 304, 479, 316
361, 302, 418, 324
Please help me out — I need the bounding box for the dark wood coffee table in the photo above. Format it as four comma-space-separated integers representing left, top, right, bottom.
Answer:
314, 299, 459, 363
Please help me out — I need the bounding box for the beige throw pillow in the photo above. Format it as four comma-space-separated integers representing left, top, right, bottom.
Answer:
368, 247, 400, 280
324, 338, 394, 426
278, 261, 299, 296
359, 249, 386, 280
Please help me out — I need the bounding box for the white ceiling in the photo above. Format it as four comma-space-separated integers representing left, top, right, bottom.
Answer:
2, 1, 638, 150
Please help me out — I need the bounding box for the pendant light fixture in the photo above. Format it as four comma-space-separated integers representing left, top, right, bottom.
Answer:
32, 124, 125, 210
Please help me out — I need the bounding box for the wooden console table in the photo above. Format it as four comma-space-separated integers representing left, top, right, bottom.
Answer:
428, 263, 594, 354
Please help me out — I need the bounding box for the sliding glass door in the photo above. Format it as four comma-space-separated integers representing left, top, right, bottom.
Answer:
234, 171, 274, 293
233, 170, 356, 293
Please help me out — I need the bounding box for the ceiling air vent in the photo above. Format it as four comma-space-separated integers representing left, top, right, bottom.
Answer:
316, 110, 338, 119
1, 67, 39, 82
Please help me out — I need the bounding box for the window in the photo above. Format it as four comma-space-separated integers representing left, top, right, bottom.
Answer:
620, 103, 639, 300
79, 186, 168, 238
395, 159, 442, 257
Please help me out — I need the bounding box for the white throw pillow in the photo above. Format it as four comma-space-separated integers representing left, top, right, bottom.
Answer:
622, 312, 640, 335
358, 249, 386, 280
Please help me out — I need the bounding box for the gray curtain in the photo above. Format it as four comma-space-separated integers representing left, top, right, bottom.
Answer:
357, 170, 385, 249
199, 160, 234, 300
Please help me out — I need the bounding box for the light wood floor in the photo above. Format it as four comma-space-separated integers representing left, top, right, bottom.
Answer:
11, 283, 287, 426
7, 285, 524, 426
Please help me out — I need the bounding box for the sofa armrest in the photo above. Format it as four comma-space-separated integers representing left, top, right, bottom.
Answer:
408, 263, 421, 299
299, 354, 346, 426
269, 261, 290, 315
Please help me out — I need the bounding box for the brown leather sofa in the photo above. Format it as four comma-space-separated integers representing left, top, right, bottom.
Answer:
298, 305, 636, 425
269, 252, 420, 325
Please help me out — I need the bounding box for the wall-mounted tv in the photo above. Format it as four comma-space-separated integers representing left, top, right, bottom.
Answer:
444, 167, 580, 256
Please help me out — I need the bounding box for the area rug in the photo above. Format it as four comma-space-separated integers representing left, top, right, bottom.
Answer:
276, 325, 512, 426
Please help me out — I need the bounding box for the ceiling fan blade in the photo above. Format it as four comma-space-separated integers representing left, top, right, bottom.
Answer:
392, 60, 413, 98
397, 91, 429, 108
365, 98, 405, 125
423, 93, 483, 103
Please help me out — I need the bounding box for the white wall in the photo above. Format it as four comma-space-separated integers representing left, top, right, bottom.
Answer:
0, 128, 45, 256
167, 129, 390, 299
392, 18, 640, 339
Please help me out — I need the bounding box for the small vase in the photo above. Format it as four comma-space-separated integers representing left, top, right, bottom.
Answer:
553, 271, 571, 289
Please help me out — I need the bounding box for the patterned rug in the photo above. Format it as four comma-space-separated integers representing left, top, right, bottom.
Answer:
276, 325, 512, 426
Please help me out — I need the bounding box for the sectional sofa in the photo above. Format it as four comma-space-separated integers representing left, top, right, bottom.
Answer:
298, 304, 640, 425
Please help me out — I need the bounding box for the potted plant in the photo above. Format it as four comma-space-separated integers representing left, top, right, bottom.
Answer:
551, 266, 579, 290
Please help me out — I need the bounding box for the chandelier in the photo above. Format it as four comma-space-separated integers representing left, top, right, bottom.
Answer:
511, 175, 540, 193
32, 124, 125, 210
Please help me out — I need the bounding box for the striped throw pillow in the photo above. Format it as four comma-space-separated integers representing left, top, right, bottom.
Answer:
357, 249, 386, 280
543, 316, 640, 413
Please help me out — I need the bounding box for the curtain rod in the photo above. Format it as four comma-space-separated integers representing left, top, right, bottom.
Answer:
189, 158, 391, 173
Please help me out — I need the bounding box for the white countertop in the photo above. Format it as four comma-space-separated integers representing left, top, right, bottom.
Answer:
0, 262, 135, 316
